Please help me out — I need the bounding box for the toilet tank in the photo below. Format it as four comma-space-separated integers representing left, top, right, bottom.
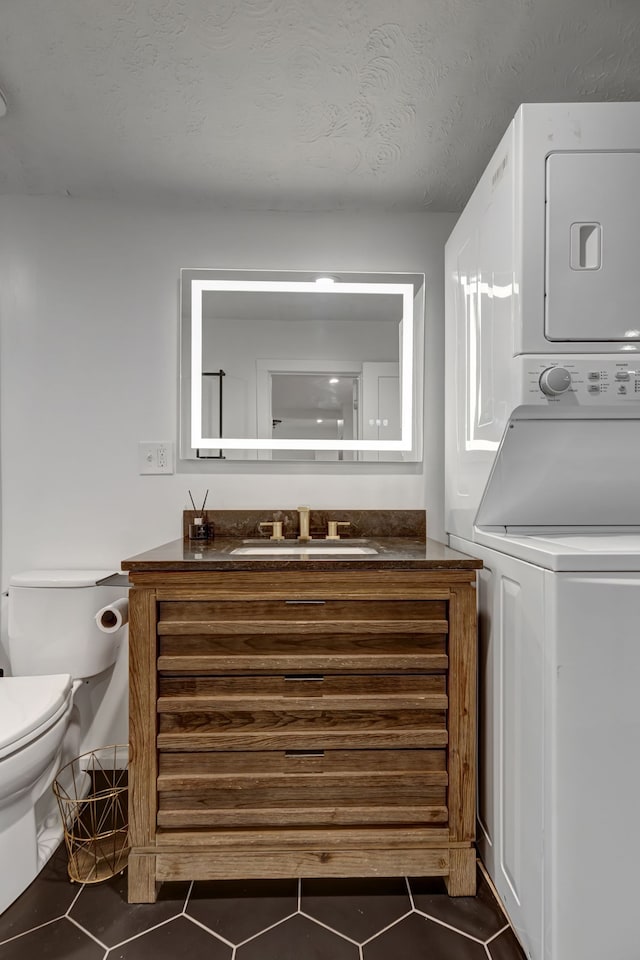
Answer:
8, 570, 125, 678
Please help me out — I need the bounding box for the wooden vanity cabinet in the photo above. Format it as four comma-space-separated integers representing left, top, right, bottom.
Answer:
127, 568, 477, 902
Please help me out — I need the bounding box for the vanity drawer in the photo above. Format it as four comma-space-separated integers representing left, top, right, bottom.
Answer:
157, 674, 448, 711
157, 598, 448, 673
156, 749, 448, 828
158, 633, 448, 674
157, 674, 447, 750
158, 598, 448, 624
157, 704, 448, 751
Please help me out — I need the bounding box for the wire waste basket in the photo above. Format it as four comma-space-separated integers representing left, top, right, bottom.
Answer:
53, 744, 129, 883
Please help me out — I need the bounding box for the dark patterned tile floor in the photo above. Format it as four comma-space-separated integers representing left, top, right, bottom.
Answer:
0, 849, 526, 960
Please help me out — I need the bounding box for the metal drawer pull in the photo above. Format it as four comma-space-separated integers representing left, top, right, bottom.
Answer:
284, 750, 325, 758
284, 675, 325, 681
285, 600, 326, 605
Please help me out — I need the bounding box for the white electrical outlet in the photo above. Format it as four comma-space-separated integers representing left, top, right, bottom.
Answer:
138, 441, 174, 475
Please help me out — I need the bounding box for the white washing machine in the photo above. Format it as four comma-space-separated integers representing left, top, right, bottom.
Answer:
451, 407, 640, 960
445, 103, 640, 960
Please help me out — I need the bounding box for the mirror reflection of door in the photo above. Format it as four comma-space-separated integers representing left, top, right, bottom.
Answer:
198, 369, 225, 459
360, 361, 401, 462
270, 373, 360, 461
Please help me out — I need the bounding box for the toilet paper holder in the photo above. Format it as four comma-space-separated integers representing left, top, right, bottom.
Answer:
95, 598, 129, 633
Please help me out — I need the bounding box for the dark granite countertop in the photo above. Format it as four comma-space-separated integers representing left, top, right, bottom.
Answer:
121, 536, 482, 573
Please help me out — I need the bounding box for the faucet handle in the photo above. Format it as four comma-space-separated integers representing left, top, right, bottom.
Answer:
259, 520, 285, 541
326, 520, 350, 541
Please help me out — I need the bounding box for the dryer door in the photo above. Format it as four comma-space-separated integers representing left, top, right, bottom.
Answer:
545, 151, 640, 342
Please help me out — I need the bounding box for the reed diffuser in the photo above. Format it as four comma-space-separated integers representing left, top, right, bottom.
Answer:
188, 490, 213, 540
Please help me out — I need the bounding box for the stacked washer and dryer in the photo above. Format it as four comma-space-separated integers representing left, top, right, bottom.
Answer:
445, 102, 640, 960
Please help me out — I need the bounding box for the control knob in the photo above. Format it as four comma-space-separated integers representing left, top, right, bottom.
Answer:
539, 366, 572, 397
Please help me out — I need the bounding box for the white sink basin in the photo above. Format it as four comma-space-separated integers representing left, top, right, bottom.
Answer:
230, 543, 378, 556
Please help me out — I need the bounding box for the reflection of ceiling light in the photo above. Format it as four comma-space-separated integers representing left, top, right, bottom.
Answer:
315, 276, 337, 286
0, 89, 7, 118
316, 419, 323, 423
329, 377, 339, 384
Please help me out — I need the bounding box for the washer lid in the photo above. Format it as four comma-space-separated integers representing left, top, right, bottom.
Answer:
0, 674, 73, 754
9, 570, 115, 588
473, 529, 640, 572
475, 406, 640, 530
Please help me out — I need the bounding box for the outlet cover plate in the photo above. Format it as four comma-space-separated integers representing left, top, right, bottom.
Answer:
138, 441, 174, 474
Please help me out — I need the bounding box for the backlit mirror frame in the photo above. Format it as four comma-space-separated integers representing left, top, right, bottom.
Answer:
180, 269, 424, 461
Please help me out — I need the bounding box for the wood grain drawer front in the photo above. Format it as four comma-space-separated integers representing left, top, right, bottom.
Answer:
158, 635, 447, 675
158, 598, 447, 625
157, 674, 448, 712
157, 674, 447, 751
157, 598, 448, 674
157, 749, 448, 828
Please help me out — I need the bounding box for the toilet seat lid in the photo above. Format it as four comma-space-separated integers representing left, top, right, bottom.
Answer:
0, 674, 73, 755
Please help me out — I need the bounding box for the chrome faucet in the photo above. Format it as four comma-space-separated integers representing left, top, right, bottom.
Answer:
297, 506, 311, 541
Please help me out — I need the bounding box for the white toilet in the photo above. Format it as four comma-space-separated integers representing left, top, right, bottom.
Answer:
0, 569, 127, 914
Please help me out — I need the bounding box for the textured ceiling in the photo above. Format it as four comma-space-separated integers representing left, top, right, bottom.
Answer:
1, 0, 640, 211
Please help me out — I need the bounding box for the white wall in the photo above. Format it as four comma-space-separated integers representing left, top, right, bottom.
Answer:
0, 197, 455, 692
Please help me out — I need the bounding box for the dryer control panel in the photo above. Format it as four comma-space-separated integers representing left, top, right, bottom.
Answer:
524, 358, 640, 404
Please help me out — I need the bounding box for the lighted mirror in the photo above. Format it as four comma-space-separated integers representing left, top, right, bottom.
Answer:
179, 269, 424, 462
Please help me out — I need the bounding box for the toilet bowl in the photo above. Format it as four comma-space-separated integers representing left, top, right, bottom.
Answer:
0, 569, 126, 915
0, 675, 81, 913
